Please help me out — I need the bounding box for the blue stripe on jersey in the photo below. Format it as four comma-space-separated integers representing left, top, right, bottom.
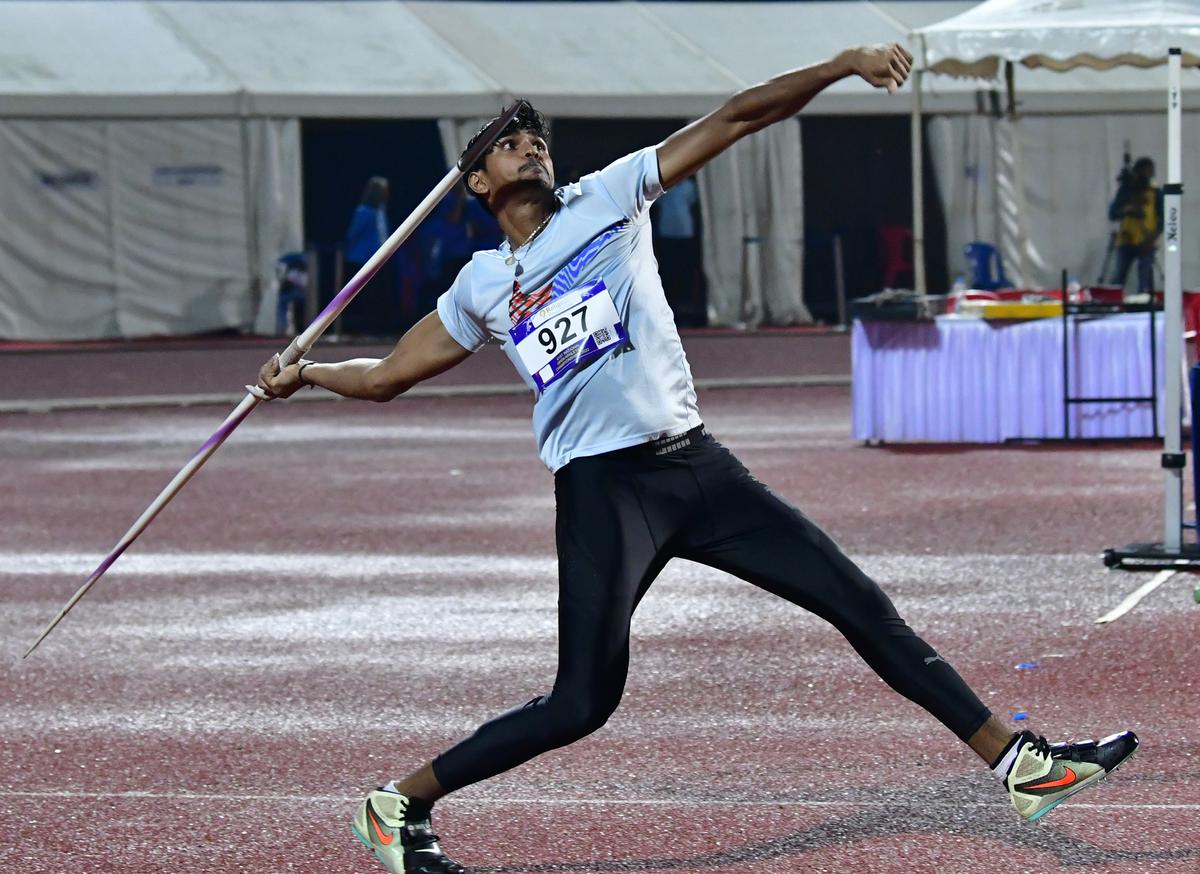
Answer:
551, 221, 627, 296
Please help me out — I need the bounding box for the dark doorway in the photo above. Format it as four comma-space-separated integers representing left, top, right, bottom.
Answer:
801, 116, 947, 323
301, 119, 446, 336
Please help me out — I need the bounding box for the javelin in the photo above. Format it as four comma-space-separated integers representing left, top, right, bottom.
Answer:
22, 101, 524, 660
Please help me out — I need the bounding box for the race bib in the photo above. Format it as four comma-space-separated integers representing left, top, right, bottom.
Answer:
509, 279, 627, 391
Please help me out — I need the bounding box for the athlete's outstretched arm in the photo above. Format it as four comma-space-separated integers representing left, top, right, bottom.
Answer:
256, 310, 473, 402
656, 44, 912, 190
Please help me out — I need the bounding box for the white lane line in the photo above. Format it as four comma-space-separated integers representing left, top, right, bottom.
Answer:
0, 375, 849, 415
1095, 567, 1184, 624
0, 385, 524, 414
0, 551, 1105, 579
0, 791, 1193, 810
0, 551, 554, 578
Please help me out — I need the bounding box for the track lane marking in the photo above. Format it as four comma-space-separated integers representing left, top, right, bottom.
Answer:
0, 551, 1107, 578
0, 375, 850, 415
1095, 567, 1185, 624
0, 791, 1194, 810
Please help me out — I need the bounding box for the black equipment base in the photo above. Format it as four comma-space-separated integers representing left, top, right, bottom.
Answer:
1103, 542, 1200, 570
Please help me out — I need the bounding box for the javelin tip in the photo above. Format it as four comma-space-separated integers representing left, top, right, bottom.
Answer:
22, 620, 58, 659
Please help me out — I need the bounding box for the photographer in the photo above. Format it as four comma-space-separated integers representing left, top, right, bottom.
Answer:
1107, 156, 1164, 296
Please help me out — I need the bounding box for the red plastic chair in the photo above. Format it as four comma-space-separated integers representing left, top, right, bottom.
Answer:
878, 225, 914, 289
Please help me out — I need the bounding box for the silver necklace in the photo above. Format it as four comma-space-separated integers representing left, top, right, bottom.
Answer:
505, 211, 553, 266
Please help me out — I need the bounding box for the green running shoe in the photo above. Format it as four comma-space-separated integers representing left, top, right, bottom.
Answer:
351, 789, 466, 873
1004, 730, 1139, 821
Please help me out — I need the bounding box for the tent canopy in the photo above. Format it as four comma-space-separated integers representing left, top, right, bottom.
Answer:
920, 0, 1200, 78
1, 0, 1195, 119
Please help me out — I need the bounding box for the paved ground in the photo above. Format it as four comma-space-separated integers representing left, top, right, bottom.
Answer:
1, 335, 1197, 873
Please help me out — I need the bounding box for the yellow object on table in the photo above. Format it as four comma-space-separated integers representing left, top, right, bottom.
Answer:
956, 300, 1063, 320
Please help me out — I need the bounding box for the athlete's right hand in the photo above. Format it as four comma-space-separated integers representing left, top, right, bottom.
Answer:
251, 353, 307, 401
846, 43, 913, 95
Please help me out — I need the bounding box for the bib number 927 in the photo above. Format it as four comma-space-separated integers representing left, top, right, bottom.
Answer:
509, 279, 627, 392
537, 307, 588, 355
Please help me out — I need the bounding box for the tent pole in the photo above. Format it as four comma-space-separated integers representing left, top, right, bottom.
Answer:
911, 67, 926, 294
1004, 60, 1016, 118
1163, 48, 1184, 550
238, 94, 261, 334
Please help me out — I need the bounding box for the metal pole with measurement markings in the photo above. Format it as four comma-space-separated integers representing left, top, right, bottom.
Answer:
1162, 49, 1184, 550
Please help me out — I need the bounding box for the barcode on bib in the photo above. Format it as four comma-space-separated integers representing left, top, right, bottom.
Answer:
592, 327, 611, 344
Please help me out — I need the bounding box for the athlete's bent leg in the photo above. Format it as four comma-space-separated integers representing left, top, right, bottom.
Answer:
680, 442, 993, 746
426, 455, 669, 794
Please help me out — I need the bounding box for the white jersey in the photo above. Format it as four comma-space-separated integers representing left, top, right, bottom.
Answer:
436, 147, 702, 472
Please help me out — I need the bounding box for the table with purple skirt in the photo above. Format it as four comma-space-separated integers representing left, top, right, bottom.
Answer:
851, 313, 1166, 442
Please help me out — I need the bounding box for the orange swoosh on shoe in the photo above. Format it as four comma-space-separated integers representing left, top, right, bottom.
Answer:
1024, 766, 1077, 790
367, 808, 394, 846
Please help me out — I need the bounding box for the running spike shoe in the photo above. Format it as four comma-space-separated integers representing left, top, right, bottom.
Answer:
352, 789, 466, 873
1004, 729, 1139, 821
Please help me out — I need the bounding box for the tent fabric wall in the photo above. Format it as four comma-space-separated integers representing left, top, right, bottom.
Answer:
0, 117, 301, 340
698, 121, 810, 327
250, 119, 305, 337
0, 121, 118, 339
928, 112, 1200, 289
109, 120, 251, 338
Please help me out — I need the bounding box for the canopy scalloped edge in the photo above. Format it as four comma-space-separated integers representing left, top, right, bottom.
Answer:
928, 50, 1200, 79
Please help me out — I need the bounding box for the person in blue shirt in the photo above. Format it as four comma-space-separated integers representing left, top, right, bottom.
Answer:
345, 176, 390, 266
652, 174, 704, 325
420, 187, 503, 312
258, 43, 1136, 874
341, 176, 401, 335
273, 252, 309, 336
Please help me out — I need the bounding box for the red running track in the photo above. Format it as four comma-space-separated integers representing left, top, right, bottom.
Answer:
1, 338, 1198, 873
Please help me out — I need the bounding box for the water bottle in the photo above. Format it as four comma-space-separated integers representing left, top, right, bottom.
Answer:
951, 275, 967, 312
1067, 275, 1083, 304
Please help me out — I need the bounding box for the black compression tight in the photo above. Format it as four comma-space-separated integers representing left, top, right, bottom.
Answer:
431, 433, 991, 792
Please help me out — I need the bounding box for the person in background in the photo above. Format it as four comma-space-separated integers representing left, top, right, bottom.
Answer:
421, 187, 502, 311
341, 176, 396, 335
652, 174, 705, 326
1108, 157, 1163, 297
274, 252, 309, 336
465, 190, 503, 251
346, 176, 390, 272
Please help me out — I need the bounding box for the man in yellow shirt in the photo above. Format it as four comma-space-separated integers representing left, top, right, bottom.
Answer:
1108, 157, 1164, 296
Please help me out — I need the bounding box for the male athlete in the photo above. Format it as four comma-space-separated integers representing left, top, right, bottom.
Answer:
257, 43, 1137, 874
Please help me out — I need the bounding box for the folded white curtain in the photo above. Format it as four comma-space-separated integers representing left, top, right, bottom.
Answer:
696, 120, 810, 327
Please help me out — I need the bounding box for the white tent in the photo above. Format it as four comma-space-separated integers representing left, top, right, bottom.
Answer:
5, 0, 1200, 340
913, 0, 1199, 552
912, 0, 1200, 291
1, 1, 1192, 119
0, 1, 918, 338
922, 0, 1200, 75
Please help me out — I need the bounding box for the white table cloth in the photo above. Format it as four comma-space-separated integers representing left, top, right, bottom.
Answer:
852, 313, 1165, 442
